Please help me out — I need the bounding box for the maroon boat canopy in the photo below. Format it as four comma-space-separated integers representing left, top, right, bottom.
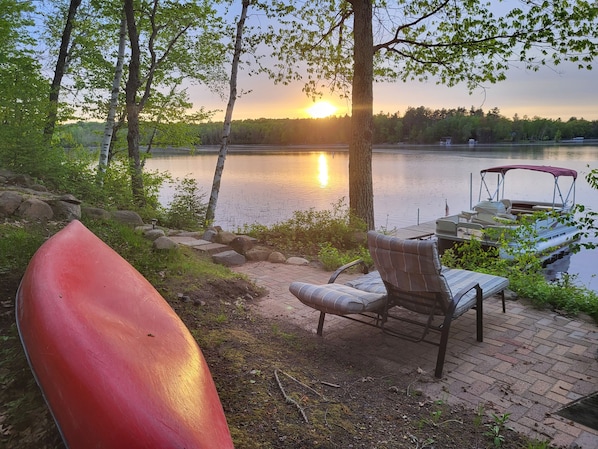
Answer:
481, 165, 577, 180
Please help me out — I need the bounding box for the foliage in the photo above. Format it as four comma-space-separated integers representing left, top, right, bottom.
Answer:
263, 1, 598, 97
240, 198, 367, 256
484, 413, 511, 448
569, 167, 598, 252
0, 0, 48, 172
318, 242, 372, 271
441, 237, 598, 322
0, 224, 47, 275
162, 177, 208, 231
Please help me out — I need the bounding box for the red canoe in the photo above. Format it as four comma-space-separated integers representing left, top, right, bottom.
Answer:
16, 220, 234, 449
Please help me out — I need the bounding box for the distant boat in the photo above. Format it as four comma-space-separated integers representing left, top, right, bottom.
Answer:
435, 165, 580, 260
16, 220, 234, 449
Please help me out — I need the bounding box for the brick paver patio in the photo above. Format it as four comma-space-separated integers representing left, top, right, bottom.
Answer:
233, 261, 598, 449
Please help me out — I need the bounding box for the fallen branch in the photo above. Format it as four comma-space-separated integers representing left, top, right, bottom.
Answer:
274, 369, 308, 423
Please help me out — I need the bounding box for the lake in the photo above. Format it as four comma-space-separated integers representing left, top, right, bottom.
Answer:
145, 144, 598, 291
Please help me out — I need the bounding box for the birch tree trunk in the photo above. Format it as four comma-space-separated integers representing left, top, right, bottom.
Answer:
97, 11, 127, 182
349, 0, 375, 229
205, 0, 249, 226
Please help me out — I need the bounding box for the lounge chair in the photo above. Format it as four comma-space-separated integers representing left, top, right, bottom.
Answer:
289, 231, 509, 378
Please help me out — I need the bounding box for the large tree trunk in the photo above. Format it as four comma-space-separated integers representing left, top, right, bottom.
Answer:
349, 0, 375, 229
205, 0, 249, 226
97, 11, 127, 182
43, 0, 82, 141
124, 0, 145, 205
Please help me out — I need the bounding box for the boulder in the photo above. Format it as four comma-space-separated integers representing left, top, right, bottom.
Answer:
46, 195, 81, 221
82, 207, 111, 220
212, 250, 246, 267
216, 231, 237, 245
0, 191, 24, 217
153, 236, 177, 250
230, 236, 254, 255
111, 210, 144, 226
202, 228, 218, 242
267, 251, 286, 264
144, 229, 166, 241
286, 256, 310, 266
245, 246, 272, 261
16, 198, 53, 221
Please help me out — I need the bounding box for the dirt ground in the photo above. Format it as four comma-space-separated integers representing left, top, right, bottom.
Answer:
1, 244, 560, 449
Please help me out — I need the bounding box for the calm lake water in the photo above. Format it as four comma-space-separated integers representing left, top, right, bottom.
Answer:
145, 144, 598, 291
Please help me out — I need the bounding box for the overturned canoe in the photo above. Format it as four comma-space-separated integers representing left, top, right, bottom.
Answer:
16, 220, 234, 449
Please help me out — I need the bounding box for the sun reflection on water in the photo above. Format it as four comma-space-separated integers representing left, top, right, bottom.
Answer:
317, 153, 329, 188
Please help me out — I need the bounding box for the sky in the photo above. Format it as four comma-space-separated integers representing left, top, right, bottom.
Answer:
188, 60, 598, 122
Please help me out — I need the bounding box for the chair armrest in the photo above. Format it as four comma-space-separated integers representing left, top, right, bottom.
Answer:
328, 259, 369, 284
448, 281, 482, 315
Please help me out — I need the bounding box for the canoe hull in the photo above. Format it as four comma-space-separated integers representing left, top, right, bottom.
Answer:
16, 220, 234, 449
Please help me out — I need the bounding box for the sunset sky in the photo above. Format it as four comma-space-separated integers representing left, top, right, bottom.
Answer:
189, 60, 598, 122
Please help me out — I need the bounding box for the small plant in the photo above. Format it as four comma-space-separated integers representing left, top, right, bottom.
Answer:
318, 242, 372, 271
484, 412, 511, 447
526, 439, 551, 449
163, 177, 207, 230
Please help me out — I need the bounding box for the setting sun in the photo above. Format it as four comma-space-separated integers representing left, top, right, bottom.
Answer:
306, 101, 337, 118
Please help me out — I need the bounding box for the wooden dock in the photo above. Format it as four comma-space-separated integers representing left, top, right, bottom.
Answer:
390, 220, 437, 240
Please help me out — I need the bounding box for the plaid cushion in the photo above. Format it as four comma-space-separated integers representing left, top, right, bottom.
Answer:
346, 268, 508, 318
367, 231, 509, 317
345, 271, 387, 294
368, 232, 452, 314
443, 268, 509, 317
289, 282, 387, 315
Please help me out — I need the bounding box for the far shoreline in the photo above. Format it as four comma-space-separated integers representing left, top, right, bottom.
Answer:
149, 140, 598, 155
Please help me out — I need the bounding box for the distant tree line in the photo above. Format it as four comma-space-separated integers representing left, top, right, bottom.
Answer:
62, 106, 598, 149
198, 107, 598, 145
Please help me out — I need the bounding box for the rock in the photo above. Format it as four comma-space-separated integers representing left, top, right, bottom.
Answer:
191, 242, 230, 255
230, 236, 254, 255
31, 184, 48, 192
153, 236, 177, 250
111, 210, 144, 226
16, 198, 53, 221
174, 231, 204, 238
144, 229, 166, 241
202, 228, 218, 242
245, 246, 272, 261
212, 250, 246, 267
286, 256, 310, 266
267, 251, 286, 264
0, 191, 24, 217
82, 207, 111, 220
46, 198, 81, 221
216, 231, 237, 245
8, 173, 33, 187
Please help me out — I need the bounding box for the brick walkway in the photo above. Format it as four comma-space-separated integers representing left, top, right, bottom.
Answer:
233, 261, 598, 449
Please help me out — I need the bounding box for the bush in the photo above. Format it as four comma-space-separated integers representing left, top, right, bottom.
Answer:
318, 243, 372, 271
162, 177, 207, 230
441, 237, 598, 323
240, 198, 367, 256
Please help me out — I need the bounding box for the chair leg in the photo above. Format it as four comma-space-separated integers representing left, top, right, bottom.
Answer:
435, 323, 451, 378
476, 298, 483, 342
317, 311, 326, 336
501, 290, 506, 313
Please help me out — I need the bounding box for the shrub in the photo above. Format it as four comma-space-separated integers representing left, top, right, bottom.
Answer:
239, 198, 367, 256
162, 177, 207, 231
